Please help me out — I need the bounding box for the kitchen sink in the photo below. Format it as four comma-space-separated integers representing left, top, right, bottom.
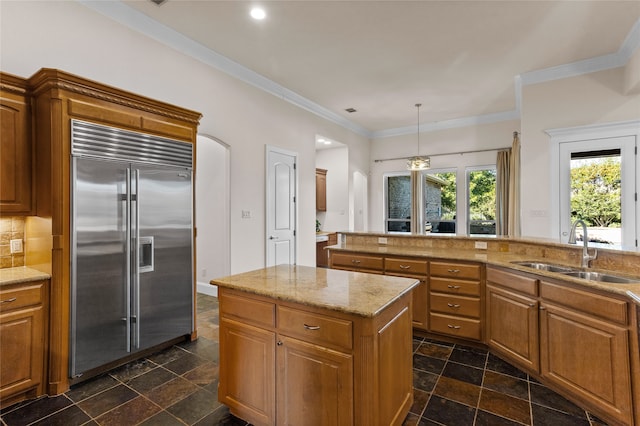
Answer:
561, 271, 639, 284
511, 261, 639, 284
511, 261, 575, 273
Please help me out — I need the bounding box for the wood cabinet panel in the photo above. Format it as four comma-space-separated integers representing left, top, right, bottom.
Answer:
486, 284, 539, 372
219, 317, 276, 426
385, 257, 428, 276
220, 291, 275, 328
429, 312, 481, 340
278, 305, 353, 351
430, 292, 480, 318
430, 277, 480, 296
1, 73, 33, 215
0, 280, 47, 408
487, 266, 538, 296
330, 252, 384, 273
430, 261, 480, 280
277, 336, 353, 426
316, 168, 327, 212
540, 303, 632, 425
540, 280, 627, 325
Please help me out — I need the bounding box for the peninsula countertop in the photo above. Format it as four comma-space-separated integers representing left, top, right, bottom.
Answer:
210, 264, 420, 317
327, 242, 640, 305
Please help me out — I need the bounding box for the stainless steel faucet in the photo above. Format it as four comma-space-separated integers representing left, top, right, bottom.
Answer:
568, 219, 597, 268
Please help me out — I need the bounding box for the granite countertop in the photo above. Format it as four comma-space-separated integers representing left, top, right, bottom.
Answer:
328, 243, 640, 305
210, 264, 419, 317
0, 267, 51, 287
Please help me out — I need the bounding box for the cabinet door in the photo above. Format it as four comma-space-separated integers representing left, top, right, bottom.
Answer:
411, 280, 428, 330
0, 90, 32, 215
0, 305, 44, 402
486, 285, 539, 372
316, 169, 327, 212
219, 318, 276, 426
540, 303, 632, 425
277, 335, 353, 426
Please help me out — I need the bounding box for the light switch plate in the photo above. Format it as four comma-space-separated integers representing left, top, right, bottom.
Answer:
378, 237, 387, 245
10, 239, 23, 254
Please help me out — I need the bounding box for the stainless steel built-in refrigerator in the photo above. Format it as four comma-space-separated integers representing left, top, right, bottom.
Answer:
70, 120, 194, 378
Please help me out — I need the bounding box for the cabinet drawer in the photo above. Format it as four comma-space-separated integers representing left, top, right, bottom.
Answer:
430, 277, 480, 296
331, 252, 383, 273
540, 280, 627, 325
430, 293, 480, 318
487, 267, 537, 296
430, 262, 480, 280
430, 313, 481, 341
220, 290, 275, 328
278, 306, 352, 351
385, 257, 428, 276
0, 282, 44, 313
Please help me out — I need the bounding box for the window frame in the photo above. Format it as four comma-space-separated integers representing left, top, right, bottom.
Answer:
383, 171, 412, 234
465, 165, 497, 237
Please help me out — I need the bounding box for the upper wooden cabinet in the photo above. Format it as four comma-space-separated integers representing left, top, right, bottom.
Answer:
316, 168, 327, 211
0, 73, 34, 215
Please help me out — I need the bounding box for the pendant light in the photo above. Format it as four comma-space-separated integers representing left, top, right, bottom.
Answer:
406, 103, 430, 171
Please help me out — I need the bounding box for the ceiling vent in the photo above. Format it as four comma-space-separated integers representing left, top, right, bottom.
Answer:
345, 108, 357, 113
150, 0, 168, 5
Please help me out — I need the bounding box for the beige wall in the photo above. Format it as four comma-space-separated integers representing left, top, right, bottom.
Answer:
0, 1, 370, 273
369, 120, 520, 233
520, 67, 640, 239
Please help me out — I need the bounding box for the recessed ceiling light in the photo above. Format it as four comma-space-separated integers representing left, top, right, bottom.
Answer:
250, 7, 266, 20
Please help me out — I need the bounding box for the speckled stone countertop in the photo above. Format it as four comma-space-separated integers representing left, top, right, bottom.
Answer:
210, 264, 420, 317
328, 243, 640, 305
0, 267, 51, 287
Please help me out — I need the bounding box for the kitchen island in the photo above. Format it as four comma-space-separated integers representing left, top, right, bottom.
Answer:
211, 264, 420, 426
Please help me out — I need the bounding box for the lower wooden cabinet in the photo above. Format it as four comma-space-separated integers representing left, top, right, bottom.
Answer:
0, 280, 48, 408
486, 266, 635, 426
539, 282, 633, 426
218, 287, 413, 426
277, 335, 353, 425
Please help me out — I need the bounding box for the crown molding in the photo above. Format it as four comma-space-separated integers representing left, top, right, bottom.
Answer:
371, 110, 520, 139
77, 1, 638, 140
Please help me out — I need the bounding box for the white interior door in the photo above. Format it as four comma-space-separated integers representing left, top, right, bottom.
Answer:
266, 146, 297, 266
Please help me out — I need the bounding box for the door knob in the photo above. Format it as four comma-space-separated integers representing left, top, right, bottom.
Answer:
269, 236, 279, 240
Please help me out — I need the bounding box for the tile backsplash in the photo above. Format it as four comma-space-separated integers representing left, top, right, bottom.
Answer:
0, 217, 25, 268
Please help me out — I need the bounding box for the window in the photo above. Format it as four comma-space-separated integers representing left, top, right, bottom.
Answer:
384, 173, 411, 233
467, 167, 496, 236
424, 170, 457, 234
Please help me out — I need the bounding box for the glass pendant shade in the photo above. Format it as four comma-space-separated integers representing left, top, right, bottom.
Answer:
406, 103, 430, 171
407, 156, 430, 171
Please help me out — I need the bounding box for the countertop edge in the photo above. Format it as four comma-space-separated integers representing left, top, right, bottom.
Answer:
0, 266, 52, 286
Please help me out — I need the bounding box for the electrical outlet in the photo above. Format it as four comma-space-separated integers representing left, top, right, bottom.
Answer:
378, 237, 387, 245
10, 239, 23, 254
201, 268, 207, 277
241, 210, 251, 219
475, 241, 487, 250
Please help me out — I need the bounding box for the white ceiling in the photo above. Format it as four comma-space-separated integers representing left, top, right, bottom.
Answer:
117, 0, 640, 136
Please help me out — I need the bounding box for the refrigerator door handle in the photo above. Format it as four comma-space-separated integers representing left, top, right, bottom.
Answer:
125, 168, 132, 353
133, 168, 141, 350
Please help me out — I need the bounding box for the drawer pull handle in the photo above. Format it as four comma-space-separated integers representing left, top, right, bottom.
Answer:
447, 285, 461, 289
351, 259, 361, 264
399, 265, 411, 269
304, 324, 321, 331
277, 341, 283, 346
0, 297, 17, 304
447, 269, 460, 274
447, 303, 461, 308
447, 324, 461, 329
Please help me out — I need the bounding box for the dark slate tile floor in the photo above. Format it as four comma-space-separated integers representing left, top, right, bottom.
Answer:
1, 294, 607, 426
